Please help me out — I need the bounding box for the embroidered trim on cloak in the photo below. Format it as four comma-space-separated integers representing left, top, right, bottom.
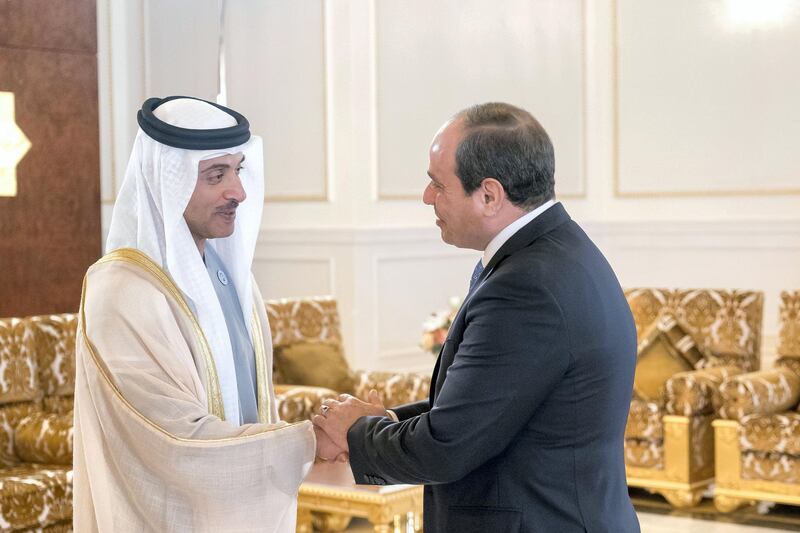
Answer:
97, 248, 226, 419
80, 251, 308, 442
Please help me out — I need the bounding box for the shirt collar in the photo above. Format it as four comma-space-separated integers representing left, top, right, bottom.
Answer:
482, 199, 557, 267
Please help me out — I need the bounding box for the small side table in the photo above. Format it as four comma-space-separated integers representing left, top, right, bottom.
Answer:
297, 462, 423, 532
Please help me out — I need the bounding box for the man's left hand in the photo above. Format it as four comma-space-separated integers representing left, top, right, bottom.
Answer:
312, 390, 388, 451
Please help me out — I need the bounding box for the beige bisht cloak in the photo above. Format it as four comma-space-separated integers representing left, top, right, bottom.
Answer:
73, 248, 315, 532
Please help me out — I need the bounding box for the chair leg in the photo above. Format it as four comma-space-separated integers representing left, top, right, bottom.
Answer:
714, 495, 751, 513
659, 488, 703, 508
312, 512, 353, 532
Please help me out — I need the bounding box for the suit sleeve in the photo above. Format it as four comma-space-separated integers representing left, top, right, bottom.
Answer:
347, 277, 570, 485
390, 400, 430, 421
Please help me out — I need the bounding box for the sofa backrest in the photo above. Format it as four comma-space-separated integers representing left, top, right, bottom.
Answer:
0, 317, 40, 405
625, 289, 763, 372
0, 317, 46, 465
776, 291, 800, 383
778, 290, 800, 358
265, 296, 342, 351
26, 314, 77, 414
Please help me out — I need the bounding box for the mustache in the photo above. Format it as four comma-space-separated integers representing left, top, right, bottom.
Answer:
216, 200, 240, 212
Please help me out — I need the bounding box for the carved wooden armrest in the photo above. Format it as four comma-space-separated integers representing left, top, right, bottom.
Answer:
274, 385, 338, 423
665, 365, 742, 416
352, 370, 431, 406
718, 367, 800, 420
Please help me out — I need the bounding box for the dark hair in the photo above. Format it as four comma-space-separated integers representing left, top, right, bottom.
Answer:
454, 102, 555, 210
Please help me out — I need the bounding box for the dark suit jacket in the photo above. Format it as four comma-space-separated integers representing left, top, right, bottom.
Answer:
347, 203, 640, 532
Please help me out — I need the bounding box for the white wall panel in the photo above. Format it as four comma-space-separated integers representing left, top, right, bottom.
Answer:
99, 0, 147, 209
254, 228, 478, 372
375, 0, 585, 199
374, 254, 476, 354
225, 0, 328, 201
615, 0, 800, 196
98, 1, 800, 376
144, 0, 218, 100
252, 257, 334, 300
254, 223, 799, 372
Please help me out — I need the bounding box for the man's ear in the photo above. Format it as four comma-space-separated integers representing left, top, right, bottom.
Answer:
479, 178, 505, 215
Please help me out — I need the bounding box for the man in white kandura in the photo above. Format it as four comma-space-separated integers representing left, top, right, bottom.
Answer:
73, 96, 315, 532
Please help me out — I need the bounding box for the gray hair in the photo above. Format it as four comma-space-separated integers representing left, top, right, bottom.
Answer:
454, 102, 555, 210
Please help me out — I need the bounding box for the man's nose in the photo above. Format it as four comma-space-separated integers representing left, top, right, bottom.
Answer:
423, 182, 434, 205
225, 171, 247, 203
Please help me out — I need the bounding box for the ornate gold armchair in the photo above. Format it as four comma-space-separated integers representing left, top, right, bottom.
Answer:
266, 297, 431, 423
713, 290, 800, 512
624, 289, 763, 507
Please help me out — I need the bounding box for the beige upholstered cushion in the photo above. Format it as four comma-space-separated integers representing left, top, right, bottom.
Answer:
274, 341, 355, 394
0, 318, 39, 404
778, 290, 800, 357
274, 385, 338, 423
718, 367, 800, 420
353, 370, 431, 406
742, 450, 800, 484
624, 439, 663, 469
625, 399, 663, 441
14, 412, 73, 466
665, 366, 741, 416
739, 412, 800, 455
634, 314, 702, 402
26, 315, 77, 397
272, 360, 287, 386
267, 298, 342, 351
0, 464, 72, 530
625, 288, 763, 372
0, 403, 38, 467
776, 356, 800, 380
42, 396, 74, 416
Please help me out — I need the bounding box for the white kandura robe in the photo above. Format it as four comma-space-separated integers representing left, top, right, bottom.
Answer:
73, 249, 315, 532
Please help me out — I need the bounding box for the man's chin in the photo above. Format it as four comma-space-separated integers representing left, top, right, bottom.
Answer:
439, 228, 454, 246
209, 225, 236, 240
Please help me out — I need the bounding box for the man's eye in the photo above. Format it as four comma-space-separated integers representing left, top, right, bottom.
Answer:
208, 173, 223, 182
236, 165, 244, 174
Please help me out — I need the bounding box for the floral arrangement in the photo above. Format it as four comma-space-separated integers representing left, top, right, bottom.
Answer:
420, 296, 462, 355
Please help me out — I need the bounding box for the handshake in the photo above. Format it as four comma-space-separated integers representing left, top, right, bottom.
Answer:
312, 390, 389, 463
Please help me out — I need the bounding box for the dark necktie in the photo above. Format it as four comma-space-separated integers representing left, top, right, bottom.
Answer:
468, 259, 485, 294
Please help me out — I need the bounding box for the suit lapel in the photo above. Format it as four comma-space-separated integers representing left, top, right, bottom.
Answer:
480, 202, 570, 284
429, 202, 571, 402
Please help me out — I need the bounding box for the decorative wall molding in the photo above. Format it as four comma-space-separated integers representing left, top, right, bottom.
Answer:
372, 0, 588, 200
584, 219, 800, 250
254, 220, 799, 370
258, 226, 442, 246
373, 252, 476, 361
226, 0, 330, 203
251, 256, 336, 299
258, 219, 800, 249
612, 0, 800, 198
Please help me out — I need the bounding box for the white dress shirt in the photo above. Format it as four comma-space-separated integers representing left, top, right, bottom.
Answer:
482, 199, 557, 266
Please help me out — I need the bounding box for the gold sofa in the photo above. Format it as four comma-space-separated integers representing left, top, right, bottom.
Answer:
266, 296, 431, 420
713, 290, 800, 512
0, 297, 428, 530
0, 314, 76, 532
624, 289, 763, 507
0, 310, 339, 531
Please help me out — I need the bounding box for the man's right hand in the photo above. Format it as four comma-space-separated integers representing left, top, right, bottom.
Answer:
314, 425, 348, 463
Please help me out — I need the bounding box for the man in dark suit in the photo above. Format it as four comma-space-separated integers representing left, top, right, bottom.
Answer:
314, 102, 640, 532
